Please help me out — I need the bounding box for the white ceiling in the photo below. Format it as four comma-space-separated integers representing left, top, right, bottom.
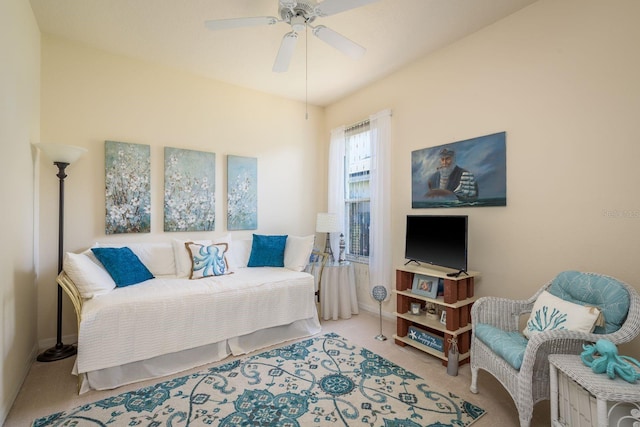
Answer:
29, 0, 537, 107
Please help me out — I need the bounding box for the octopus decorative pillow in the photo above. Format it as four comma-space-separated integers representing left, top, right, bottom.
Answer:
523, 290, 601, 338
185, 242, 231, 279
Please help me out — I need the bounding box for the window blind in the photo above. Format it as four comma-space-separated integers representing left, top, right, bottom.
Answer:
344, 120, 371, 261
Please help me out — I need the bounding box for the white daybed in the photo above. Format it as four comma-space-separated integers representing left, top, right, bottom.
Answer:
58, 236, 322, 393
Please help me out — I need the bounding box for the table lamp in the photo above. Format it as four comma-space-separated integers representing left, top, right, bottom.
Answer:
316, 213, 341, 263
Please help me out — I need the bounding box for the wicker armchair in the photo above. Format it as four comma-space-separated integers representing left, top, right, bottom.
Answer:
469, 271, 640, 427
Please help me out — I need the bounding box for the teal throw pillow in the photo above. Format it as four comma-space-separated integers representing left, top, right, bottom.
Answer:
247, 234, 288, 267
475, 323, 529, 370
91, 247, 154, 287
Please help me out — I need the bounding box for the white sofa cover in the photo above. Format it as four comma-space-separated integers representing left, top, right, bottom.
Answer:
59, 237, 321, 393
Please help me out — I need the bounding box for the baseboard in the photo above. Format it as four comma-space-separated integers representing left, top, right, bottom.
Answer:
37, 333, 78, 352
358, 303, 396, 321
0, 342, 38, 426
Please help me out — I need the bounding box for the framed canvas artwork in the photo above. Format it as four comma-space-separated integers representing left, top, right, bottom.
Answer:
227, 155, 257, 230
411, 131, 507, 208
105, 140, 151, 234
164, 147, 216, 232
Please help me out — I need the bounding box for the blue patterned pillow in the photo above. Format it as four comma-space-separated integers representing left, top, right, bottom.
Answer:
91, 247, 154, 287
185, 242, 230, 279
247, 234, 288, 267
549, 270, 630, 334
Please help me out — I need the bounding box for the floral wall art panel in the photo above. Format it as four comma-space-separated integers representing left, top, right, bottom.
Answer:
164, 147, 216, 232
105, 140, 151, 234
227, 155, 257, 230
411, 131, 507, 208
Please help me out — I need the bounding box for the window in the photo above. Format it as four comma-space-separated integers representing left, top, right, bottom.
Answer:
344, 121, 371, 263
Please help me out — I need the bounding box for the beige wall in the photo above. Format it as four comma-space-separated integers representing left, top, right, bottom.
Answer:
37, 36, 327, 349
0, 0, 40, 423
326, 0, 640, 355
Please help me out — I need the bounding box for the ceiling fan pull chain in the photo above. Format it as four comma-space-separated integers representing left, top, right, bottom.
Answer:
305, 24, 309, 120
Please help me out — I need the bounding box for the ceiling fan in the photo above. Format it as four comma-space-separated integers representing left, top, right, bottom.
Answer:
205, 0, 380, 72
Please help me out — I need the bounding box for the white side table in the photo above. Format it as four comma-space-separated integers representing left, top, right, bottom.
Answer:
321, 261, 359, 320
549, 354, 640, 427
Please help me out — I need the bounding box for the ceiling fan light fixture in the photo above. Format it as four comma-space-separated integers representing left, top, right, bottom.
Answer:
290, 15, 306, 32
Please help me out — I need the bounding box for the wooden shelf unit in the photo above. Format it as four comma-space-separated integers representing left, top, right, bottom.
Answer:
394, 264, 479, 366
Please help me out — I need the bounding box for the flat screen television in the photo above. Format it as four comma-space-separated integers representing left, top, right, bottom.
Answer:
404, 215, 468, 272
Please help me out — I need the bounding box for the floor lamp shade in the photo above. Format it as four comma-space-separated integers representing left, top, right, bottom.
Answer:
34, 143, 87, 165
34, 143, 87, 362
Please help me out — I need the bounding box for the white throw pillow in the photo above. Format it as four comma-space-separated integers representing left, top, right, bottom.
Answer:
63, 251, 116, 298
226, 239, 252, 269
95, 242, 175, 276
284, 235, 315, 272
523, 290, 601, 338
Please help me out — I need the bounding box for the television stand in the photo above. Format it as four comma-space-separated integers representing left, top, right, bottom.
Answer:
403, 259, 421, 266
393, 264, 479, 367
446, 270, 468, 278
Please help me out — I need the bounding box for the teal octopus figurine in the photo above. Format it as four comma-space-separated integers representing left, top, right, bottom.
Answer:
581, 339, 640, 383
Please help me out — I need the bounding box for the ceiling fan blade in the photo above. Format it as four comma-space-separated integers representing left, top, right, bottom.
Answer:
279, 1, 298, 9
273, 32, 298, 73
314, 0, 380, 17
312, 25, 365, 59
205, 16, 279, 31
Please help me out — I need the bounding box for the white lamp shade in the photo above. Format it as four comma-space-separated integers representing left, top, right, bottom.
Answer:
316, 213, 341, 233
34, 143, 87, 164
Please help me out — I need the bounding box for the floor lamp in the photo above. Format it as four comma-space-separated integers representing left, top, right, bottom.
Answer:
34, 143, 87, 362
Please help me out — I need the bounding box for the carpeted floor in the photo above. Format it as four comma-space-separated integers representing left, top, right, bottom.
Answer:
32, 333, 486, 426
6, 311, 550, 426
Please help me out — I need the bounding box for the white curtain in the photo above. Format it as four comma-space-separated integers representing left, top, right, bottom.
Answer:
327, 126, 345, 259
368, 109, 392, 297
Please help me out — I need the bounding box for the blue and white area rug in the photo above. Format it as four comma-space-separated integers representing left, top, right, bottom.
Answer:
33, 333, 485, 426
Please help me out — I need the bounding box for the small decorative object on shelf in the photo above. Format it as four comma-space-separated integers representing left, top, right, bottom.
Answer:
411, 274, 438, 298
440, 310, 447, 325
410, 302, 421, 315
426, 303, 438, 320
447, 338, 459, 376
408, 326, 444, 352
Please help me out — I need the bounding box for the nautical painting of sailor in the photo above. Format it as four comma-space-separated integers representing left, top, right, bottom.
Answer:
411, 132, 507, 208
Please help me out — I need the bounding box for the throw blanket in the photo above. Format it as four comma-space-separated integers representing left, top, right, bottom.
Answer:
77, 268, 315, 373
